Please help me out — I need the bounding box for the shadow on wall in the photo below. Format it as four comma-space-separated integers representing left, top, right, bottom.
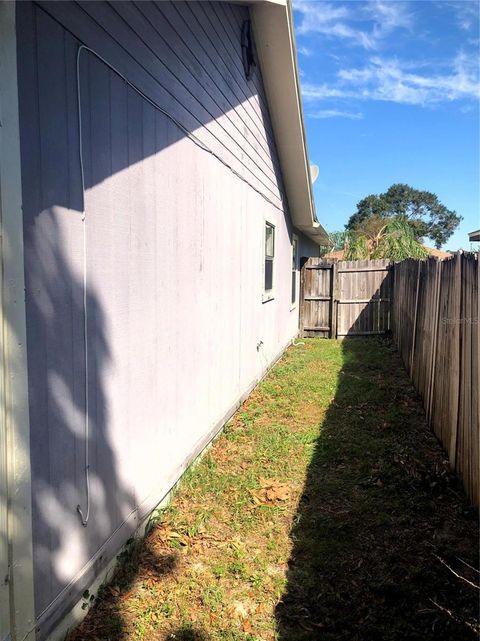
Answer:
14, 0, 292, 636
275, 337, 479, 641
17, 0, 285, 216
22, 214, 137, 637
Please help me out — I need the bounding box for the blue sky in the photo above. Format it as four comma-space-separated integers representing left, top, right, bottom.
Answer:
293, 0, 480, 250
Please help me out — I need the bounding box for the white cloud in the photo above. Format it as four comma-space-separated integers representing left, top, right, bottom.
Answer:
365, 1, 413, 38
309, 109, 364, 119
294, 0, 373, 48
445, 1, 479, 31
298, 45, 313, 56
301, 82, 355, 100
294, 0, 412, 49
295, 0, 349, 31
301, 51, 480, 106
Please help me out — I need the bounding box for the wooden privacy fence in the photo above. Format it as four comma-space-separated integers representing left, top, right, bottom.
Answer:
299, 258, 393, 338
393, 253, 479, 508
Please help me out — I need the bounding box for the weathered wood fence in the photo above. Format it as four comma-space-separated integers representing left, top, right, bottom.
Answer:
299, 258, 392, 338
393, 253, 479, 508
299, 253, 479, 507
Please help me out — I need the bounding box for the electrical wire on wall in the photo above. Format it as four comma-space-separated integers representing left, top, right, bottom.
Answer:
75, 45, 285, 526
76, 45, 90, 527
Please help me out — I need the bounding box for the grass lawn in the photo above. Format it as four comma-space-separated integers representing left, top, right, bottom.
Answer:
70, 338, 478, 641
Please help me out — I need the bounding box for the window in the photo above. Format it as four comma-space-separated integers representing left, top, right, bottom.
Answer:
264, 222, 275, 300
291, 235, 299, 305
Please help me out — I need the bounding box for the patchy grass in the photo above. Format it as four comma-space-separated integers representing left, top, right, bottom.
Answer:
70, 339, 478, 641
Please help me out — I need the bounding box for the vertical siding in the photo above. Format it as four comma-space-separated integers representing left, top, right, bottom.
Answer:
35, 0, 284, 207
16, 1, 317, 635
298, 233, 320, 260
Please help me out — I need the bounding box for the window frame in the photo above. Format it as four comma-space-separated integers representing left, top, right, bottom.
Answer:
291, 233, 299, 309
263, 221, 275, 303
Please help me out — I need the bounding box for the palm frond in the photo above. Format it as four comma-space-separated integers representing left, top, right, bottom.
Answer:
328, 219, 428, 261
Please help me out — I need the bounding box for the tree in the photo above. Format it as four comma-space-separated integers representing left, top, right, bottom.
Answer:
321, 219, 429, 261
346, 184, 461, 248
345, 219, 428, 261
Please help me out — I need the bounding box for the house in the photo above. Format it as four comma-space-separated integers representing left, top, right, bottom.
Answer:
0, 1, 327, 640
469, 229, 480, 243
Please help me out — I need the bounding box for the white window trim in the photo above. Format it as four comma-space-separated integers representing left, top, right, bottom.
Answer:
290, 233, 299, 310
262, 221, 275, 303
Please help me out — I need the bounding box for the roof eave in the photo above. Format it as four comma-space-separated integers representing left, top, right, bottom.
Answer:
246, 0, 328, 245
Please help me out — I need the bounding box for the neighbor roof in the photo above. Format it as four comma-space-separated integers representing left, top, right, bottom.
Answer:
323, 246, 453, 260
241, 0, 329, 245
469, 229, 480, 242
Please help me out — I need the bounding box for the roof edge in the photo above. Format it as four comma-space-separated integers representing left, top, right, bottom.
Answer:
247, 0, 328, 245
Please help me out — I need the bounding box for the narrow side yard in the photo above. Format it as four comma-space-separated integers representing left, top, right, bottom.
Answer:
70, 339, 478, 641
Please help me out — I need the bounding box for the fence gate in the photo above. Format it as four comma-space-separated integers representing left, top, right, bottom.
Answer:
299, 258, 335, 338
300, 258, 393, 338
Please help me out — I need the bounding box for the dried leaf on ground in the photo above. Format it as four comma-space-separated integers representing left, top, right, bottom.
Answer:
242, 619, 253, 633
249, 478, 291, 505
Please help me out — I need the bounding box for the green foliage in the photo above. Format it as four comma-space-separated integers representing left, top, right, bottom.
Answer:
346, 218, 429, 261
346, 183, 461, 248
325, 219, 429, 261
376, 219, 430, 260
319, 230, 355, 257
345, 234, 370, 260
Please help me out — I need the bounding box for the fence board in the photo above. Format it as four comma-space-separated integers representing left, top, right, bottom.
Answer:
392, 252, 479, 508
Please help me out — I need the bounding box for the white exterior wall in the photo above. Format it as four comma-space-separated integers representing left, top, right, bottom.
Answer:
14, 2, 319, 637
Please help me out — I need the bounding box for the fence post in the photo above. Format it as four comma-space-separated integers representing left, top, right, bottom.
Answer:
387, 261, 395, 336
392, 262, 400, 346
427, 259, 442, 425
449, 252, 462, 470
410, 261, 421, 378
299, 257, 308, 338
330, 261, 337, 339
